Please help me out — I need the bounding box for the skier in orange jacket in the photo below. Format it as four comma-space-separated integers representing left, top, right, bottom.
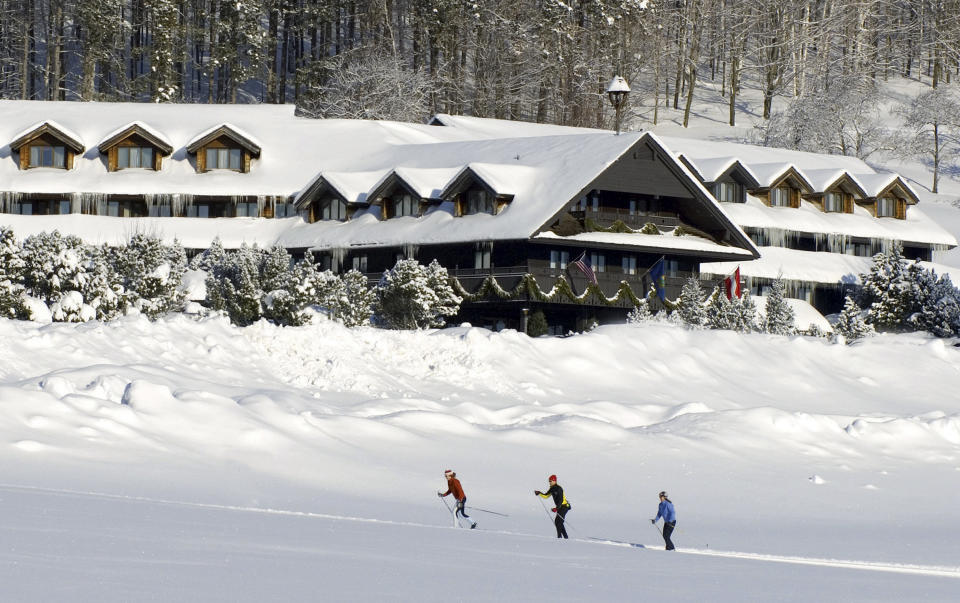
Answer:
438, 469, 476, 529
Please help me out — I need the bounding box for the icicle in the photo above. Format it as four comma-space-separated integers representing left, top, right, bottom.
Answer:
403, 243, 420, 260
0, 191, 23, 213
80, 192, 108, 215
330, 247, 347, 271
257, 195, 267, 216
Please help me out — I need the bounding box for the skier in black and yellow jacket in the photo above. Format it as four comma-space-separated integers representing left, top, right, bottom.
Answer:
535, 474, 571, 538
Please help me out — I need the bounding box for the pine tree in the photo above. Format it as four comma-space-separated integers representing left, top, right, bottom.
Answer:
905, 263, 960, 337
20, 231, 89, 309
859, 243, 912, 331
338, 269, 376, 327
677, 277, 708, 329
763, 277, 795, 335
832, 296, 875, 344
375, 258, 461, 329
84, 244, 127, 321
115, 234, 186, 319
526, 309, 549, 336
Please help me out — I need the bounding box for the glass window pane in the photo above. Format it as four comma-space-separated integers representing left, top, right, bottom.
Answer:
230, 149, 242, 170
130, 147, 141, 168
206, 148, 217, 169
53, 146, 64, 168
198, 205, 209, 218
118, 147, 129, 168
42, 147, 53, 166
30, 146, 40, 166
218, 148, 228, 169
60, 200, 71, 214
143, 148, 153, 169
20, 202, 33, 215
108, 201, 120, 217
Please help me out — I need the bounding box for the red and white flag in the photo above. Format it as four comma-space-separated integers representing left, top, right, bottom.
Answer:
724, 266, 741, 300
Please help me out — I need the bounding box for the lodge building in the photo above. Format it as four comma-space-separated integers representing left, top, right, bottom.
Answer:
0, 102, 955, 331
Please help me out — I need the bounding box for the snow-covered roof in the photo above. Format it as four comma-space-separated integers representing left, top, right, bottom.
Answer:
679, 155, 760, 186
703, 245, 960, 287
184, 122, 263, 157
9, 119, 85, 153
727, 195, 957, 247
97, 121, 174, 155
853, 172, 920, 202
801, 169, 867, 198
533, 230, 755, 260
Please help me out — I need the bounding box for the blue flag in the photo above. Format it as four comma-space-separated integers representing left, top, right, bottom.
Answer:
650, 258, 666, 301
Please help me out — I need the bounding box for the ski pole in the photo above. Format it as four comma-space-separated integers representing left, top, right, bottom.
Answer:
438, 493, 462, 528
651, 519, 664, 538
466, 506, 509, 517
537, 495, 576, 533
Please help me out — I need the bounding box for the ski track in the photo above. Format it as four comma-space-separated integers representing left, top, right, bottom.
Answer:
5, 483, 959, 580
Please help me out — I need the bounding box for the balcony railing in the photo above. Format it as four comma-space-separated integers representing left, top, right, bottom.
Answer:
573, 209, 680, 230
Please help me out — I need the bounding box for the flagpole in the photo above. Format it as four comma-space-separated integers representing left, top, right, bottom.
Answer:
635, 255, 666, 282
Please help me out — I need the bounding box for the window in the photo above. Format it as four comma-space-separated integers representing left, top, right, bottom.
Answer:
236, 202, 258, 217
320, 198, 347, 221
823, 192, 844, 213
770, 186, 793, 207
351, 255, 368, 272
877, 197, 895, 217
622, 256, 637, 275
14, 202, 33, 215
475, 243, 492, 269
274, 201, 295, 218
205, 147, 243, 170
29, 145, 66, 168
465, 190, 494, 215
149, 205, 172, 217
550, 250, 570, 270
629, 200, 637, 215
590, 253, 606, 273
117, 146, 154, 169
58, 200, 71, 215
714, 181, 744, 203
844, 242, 871, 256
572, 193, 599, 212
187, 205, 210, 218
392, 194, 419, 218
666, 260, 679, 277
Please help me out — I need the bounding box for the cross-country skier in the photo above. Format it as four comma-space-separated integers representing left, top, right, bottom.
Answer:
438, 470, 476, 529
534, 475, 571, 539
651, 491, 676, 550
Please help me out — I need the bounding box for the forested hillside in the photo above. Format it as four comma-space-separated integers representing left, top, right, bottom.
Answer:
2, 0, 960, 130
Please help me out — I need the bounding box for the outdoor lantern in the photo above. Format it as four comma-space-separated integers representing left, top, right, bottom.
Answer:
606, 75, 631, 135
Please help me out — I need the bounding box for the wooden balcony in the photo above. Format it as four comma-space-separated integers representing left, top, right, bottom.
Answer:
573, 209, 680, 231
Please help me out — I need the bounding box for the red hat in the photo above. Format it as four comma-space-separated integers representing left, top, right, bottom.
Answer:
444, 469, 454, 477
549, 474, 557, 482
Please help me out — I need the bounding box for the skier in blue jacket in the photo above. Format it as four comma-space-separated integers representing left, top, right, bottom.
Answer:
651, 491, 676, 550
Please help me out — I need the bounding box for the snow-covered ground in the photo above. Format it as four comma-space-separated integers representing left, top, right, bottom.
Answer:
5, 78, 960, 601
1, 315, 959, 601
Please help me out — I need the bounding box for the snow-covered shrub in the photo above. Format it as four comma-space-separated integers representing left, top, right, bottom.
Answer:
338, 269, 376, 327
832, 296, 875, 344
50, 290, 95, 323
627, 299, 654, 324
20, 231, 90, 320
205, 244, 265, 326
763, 278, 795, 335
0, 227, 28, 319
709, 289, 759, 333
113, 234, 187, 319
676, 277, 708, 329
83, 244, 127, 321
375, 259, 462, 329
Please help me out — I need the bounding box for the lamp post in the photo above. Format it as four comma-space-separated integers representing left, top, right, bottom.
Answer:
606, 75, 631, 135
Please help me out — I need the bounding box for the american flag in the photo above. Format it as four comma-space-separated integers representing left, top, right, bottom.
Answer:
571, 251, 598, 285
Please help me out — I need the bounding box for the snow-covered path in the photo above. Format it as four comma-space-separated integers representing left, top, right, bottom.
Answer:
2, 483, 958, 602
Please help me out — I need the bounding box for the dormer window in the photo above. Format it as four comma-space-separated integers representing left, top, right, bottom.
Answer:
10, 121, 84, 171
823, 192, 844, 213
205, 147, 243, 171
117, 147, 154, 169
770, 186, 795, 207
390, 193, 419, 218
713, 181, 745, 203
877, 197, 896, 217
29, 145, 66, 168
320, 198, 348, 221
186, 124, 260, 174
465, 189, 495, 215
